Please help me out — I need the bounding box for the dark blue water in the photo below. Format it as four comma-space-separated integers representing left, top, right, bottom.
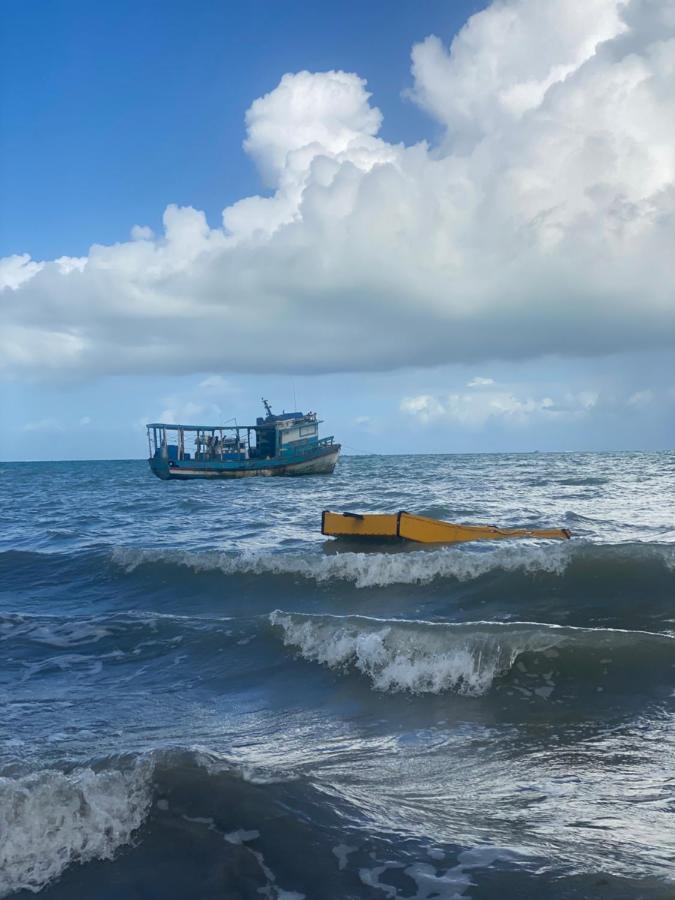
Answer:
1, 453, 674, 899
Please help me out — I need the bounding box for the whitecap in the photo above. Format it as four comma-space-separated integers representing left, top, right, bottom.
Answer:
0, 760, 153, 897
111, 542, 573, 589
269, 613, 567, 696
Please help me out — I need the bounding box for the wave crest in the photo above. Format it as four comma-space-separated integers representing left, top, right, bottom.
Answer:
112, 543, 573, 588
269, 612, 569, 695
0, 760, 153, 897
111, 542, 675, 590
269, 612, 675, 697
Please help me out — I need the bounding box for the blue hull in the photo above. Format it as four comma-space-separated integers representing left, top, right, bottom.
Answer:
149, 444, 340, 480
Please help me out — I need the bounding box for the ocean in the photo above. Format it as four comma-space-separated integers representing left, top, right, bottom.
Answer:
1, 452, 674, 899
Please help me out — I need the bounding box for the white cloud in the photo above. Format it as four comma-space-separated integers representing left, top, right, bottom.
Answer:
131, 224, 154, 241
55, 256, 87, 275
408, 0, 626, 146
466, 377, 495, 388
21, 418, 65, 433
0, 254, 44, 290
2, 0, 675, 379
197, 375, 238, 394
157, 399, 222, 425
401, 388, 598, 427
242, 69, 384, 186
627, 388, 654, 406
400, 395, 446, 423
79, 416, 92, 426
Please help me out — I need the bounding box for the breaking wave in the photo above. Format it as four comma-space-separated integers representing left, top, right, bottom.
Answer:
0, 748, 335, 900
110, 541, 675, 589
1, 740, 672, 899
0, 759, 153, 897
269, 612, 675, 696
112, 543, 572, 587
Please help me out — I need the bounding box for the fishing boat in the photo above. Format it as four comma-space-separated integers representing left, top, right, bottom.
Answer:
146, 400, 340, 480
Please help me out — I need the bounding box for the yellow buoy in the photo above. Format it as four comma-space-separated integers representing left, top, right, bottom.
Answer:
321, 510, 571, 544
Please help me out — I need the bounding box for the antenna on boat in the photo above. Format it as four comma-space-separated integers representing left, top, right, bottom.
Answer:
262, 398, 273, 417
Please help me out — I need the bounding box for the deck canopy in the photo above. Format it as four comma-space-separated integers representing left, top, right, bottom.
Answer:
146, 414, 322, 431
146, 422, 243, 431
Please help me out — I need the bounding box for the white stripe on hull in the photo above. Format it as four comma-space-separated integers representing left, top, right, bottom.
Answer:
161, 448, 339, 479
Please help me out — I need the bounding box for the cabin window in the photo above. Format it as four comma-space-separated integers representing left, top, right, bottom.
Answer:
281, 427, 302, 444
300, 425, 317, 437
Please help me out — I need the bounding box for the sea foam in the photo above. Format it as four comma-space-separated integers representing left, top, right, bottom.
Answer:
269, 612, 675, 696
0, 613, 112, 648
112, 542, 572, 588
0, 760, 153, 897
269, 613, 566, 695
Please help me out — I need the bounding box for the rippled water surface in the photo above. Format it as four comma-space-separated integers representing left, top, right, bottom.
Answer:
1, 453, 674, 899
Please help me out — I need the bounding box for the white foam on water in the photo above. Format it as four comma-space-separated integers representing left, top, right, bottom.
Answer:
332, 842, 357, 870
661, 545, 675, 571
112, 540, 675, 588
269, 613, 567, 696
359, 864, 403, 897
358, 847, 524, 899
223, 829, 305, 899
182, 814, 217, 828
111, 542, 572, 588
238, 765, 297, 785
456, 846, 521, 869
358, 861, 470, 900
0, 760, 153, 897
404, 862, 473, 899
27, 622, 112, 648
224, 828, 260, 844
0, 615, 112, 648
191, 748, 296, 786
19, 650, 124, 682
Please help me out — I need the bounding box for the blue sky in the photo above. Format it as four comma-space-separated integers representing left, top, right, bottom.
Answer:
1, 0, 674, 460
1, 0, 477, 259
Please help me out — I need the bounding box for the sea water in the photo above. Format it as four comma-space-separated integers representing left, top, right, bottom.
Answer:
1, 452, 674, 899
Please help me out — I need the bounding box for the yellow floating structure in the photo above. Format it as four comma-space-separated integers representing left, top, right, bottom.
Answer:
321, 511, 571, 544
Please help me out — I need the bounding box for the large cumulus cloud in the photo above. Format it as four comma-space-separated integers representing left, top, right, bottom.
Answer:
2, 0, 674, 377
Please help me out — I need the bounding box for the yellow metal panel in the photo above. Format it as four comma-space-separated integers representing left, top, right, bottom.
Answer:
398, 513, 570, 543
322, 510, 571, 543
322, 511, 399, 537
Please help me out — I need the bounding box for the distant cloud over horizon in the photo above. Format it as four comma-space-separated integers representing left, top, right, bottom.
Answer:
2, 0, 674, 379
401, 385, 600, 427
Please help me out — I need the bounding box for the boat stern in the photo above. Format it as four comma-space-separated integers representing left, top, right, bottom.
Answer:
148, 456, 172, 480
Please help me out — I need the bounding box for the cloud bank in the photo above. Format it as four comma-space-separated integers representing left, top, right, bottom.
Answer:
401, 385, 599, 427
2, 0, 674, 377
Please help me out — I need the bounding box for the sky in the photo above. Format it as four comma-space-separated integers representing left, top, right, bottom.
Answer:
1, 0, 674, 460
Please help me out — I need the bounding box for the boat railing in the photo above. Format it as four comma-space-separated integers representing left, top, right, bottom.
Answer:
290, 436, 335, 454
147, 423, 252, 463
